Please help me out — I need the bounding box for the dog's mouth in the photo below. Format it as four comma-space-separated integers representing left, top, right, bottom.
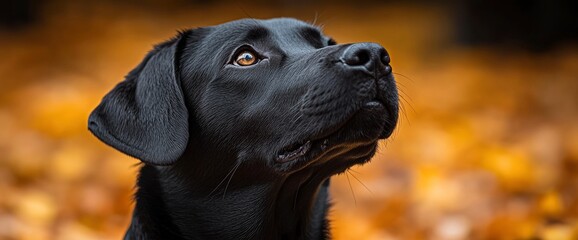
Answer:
277, 140, 312, 163
275, 99, 395, 165
276, 138, 330, 163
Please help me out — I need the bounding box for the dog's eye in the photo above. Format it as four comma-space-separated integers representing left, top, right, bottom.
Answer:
234, 51, 258, 66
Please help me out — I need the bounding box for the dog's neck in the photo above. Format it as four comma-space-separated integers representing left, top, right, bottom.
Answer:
126, 157, 332, 240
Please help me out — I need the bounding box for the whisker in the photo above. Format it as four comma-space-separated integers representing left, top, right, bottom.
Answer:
398, 88, 416, 114
345, 171, 357, 206
392, 125, 402, 140
347, 170, 374, 196
393, 72, 417, 102
222, 161, 241, 199
208, 161, 240, 198
348, 168, 361, 174
398, 97, 411, 126
394, 76, 415, 99
395, 81, 411, 91
317, 14, 330, 28
397, 87, 416, 108
312, 12, 319, 26
393, 72, 416, 84
237, 5, 259, 25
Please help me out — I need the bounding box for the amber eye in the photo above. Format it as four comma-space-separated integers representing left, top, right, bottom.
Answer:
234, 51, 258, 66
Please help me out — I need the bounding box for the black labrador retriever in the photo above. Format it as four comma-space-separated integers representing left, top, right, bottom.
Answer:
89, 18, 398, 240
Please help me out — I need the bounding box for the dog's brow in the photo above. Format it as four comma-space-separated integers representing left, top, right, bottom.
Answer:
244, 26, 270, 41
298, 27, 324, 47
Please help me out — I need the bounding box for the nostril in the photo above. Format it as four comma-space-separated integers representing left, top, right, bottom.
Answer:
380, 50, 390, 65
344, 49, 371, 66
357, 50, 371, 65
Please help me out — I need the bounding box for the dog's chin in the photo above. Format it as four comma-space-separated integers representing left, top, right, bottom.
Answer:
273, 100, 396, 173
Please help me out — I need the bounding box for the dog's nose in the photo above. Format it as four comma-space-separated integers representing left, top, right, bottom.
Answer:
341, 43, 390, 74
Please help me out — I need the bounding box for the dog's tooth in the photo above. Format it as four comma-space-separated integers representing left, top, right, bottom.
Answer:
320, 139, 329, 150
276, 141, 312, 163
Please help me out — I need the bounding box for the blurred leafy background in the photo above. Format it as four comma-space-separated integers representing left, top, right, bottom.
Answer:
1, 0, 577, 239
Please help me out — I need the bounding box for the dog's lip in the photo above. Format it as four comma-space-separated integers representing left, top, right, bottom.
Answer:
276, 140, 312, 163
275, 137, 330, 164
275, 100, 390, 164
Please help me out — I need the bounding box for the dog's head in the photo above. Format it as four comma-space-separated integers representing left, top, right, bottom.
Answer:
89, 18, 398, 177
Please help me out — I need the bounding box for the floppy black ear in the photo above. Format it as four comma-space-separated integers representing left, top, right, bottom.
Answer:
89, 31, 190, 165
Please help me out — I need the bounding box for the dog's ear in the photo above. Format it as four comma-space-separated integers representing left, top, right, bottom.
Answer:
89, 31, 190, 165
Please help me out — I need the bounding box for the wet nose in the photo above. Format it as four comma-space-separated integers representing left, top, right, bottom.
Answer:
340, 43, 390, 74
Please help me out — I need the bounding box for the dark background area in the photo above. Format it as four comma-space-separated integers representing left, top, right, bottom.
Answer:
3, 0, 578, 51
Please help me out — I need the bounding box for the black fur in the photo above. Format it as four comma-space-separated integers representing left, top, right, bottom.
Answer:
89, 18, 398, 240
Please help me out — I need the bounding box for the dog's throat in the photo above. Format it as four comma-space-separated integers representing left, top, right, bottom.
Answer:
276, 140, 311, 162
